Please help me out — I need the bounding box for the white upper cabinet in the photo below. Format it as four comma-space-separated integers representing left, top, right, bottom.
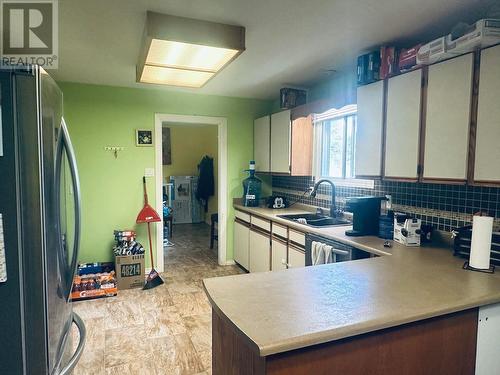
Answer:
355, 80, 384, 177
423, 53, 473, 181
253, 115, 270, 172
270, 110, 291, 173
384, 69, 422, 179
474, 44, 500, 183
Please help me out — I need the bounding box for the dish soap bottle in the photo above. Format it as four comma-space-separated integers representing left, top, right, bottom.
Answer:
242, 161, 262, 207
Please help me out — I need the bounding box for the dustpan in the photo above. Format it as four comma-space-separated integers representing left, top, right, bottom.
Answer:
136, 203, 161, 223
136, 177, 164, 289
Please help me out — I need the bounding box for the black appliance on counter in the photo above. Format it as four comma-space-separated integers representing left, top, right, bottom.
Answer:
345, 196, 386, 237
305, 233, 372, 266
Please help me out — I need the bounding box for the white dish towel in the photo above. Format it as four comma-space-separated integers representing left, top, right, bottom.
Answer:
311, 242, 336, 265
323, 245, 333, 264
311, 241, 324, 265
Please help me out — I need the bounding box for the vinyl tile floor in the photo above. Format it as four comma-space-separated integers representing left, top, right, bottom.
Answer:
72, 223, 245, 375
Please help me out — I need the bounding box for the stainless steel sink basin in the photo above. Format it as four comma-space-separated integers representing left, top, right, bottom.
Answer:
277, 213, 351, 227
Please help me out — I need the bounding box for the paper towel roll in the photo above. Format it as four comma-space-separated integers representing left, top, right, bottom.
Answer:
469, 215, 494, 270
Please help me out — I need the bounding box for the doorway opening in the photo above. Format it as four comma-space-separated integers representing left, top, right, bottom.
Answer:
154, 114, 228, 272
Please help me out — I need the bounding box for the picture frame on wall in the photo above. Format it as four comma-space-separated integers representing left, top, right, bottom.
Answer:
136, 129, 153, 147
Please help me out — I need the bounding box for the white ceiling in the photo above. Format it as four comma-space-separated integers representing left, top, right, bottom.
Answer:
53, 0, 487, 100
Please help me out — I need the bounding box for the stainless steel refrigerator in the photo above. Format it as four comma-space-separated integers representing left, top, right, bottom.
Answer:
0, 66, 85, 374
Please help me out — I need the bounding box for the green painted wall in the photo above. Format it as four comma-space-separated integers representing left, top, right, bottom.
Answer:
162, 124, 218, 223
59, 82, 272, 265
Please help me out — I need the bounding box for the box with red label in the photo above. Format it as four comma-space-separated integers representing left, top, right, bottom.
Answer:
380, 46, 399, 79
398, 44, 422, 72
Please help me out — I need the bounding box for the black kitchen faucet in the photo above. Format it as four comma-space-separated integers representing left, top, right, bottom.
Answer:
310, 179, 338, 218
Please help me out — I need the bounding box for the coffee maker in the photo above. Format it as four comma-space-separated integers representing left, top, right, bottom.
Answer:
345, 196, 386, 236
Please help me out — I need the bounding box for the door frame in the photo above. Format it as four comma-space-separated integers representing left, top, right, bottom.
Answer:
154, 113, 229, 270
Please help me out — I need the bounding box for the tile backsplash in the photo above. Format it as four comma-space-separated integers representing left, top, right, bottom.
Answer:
271, 176, 500, 232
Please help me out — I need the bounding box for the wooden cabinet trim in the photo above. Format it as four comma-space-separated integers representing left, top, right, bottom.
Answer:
417, 66, 428, 181
288, 244, 305, 253
272, 235, 288, 245
235, 218, 251, 227
250, 226, 271, 236
380, 79, 388, 178
467, 50, 481, 184
290, 114, 313, 176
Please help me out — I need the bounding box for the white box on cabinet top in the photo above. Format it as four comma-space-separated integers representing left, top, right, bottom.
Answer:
384, 69, 422, 179
474, 44, 500, 183
355, 80, 384, 177
270, 110, 291, 173
423, 53, 473, 180
254, 115, 271, 172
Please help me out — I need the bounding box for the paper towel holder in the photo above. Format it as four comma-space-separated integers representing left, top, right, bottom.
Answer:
462, 261, 495, 274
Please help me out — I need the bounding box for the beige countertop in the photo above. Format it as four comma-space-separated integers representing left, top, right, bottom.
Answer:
203, 204, 500, 357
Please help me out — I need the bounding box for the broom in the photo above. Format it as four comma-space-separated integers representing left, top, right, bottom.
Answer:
136, 176, 164, 289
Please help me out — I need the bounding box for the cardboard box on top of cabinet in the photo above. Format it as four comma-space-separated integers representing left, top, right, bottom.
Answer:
446, 19, 500, 55
115, 254, 145, 289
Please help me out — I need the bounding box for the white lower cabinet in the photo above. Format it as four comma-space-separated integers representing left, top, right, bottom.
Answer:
233, 220, 249, 270
249, 229, 271, 273
288, 246, 305, 268
271, 238, 288, 271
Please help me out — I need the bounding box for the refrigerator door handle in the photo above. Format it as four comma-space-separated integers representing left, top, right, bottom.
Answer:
55, 118, 82, 301
58, 313, 86, 375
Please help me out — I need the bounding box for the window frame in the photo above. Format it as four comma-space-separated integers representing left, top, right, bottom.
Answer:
313, 105, 374, 189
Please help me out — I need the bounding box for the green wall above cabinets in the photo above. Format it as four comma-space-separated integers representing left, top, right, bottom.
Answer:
59, 81, 272, 265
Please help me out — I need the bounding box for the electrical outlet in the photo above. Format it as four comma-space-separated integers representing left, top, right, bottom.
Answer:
144, 168, 155, 177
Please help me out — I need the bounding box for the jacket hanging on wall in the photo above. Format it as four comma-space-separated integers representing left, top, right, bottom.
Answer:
196, 155, 215, 212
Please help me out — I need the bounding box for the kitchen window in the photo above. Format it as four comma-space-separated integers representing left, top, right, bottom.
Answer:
313, 104, 374, 188
314, 104, 357, 178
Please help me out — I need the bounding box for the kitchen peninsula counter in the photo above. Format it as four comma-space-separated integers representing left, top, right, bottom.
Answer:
203, 205, 500, 374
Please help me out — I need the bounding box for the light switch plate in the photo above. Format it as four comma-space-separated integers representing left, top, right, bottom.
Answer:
144, 168, 155, 177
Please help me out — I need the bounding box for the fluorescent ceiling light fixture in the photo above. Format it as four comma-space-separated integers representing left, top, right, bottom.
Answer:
137, 12, 245, 87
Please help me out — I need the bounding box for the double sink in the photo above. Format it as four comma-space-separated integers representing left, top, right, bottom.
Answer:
277, 213, 351, 228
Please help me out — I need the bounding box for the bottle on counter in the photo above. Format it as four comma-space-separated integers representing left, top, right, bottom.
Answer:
242, 161, 262, 207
